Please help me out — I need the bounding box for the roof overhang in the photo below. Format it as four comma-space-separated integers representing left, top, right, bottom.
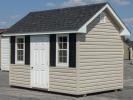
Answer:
2, 30, 84, 36
78, 3, 131, 36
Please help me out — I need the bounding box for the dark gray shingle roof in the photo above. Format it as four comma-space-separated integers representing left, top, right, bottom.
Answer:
7, 3, 106, 33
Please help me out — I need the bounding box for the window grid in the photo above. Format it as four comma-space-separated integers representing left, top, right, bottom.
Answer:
16, 37, 25, 63
57, 36, 68, 64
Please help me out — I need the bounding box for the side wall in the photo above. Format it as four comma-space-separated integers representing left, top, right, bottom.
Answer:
10, 64, 30, 88
49, 67, 78, 94
1, 37, 10, 71
9, 35, 79, 95
124, 43, 129, 60
49, 34, 79, 95
77, 13, 124, 94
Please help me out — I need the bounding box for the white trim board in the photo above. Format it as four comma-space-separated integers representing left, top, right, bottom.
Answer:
2, 30, 82, 36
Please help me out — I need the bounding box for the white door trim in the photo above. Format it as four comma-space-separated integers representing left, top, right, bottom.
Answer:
30, 35, 49, 89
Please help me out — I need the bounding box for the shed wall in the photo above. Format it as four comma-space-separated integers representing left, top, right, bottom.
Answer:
124, 43, 129, 60
10, 64, 30, 88
49, 67, 78, 94
49, 34, 80, 95
77, 14, 124, 94
1, 37, 10, 71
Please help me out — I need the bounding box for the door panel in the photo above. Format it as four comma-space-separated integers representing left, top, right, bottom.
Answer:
31, 35, 49, 89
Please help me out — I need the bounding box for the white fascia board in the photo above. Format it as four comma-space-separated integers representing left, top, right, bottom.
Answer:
106, 4, 130, 36
78, 4, 130, 36
120, 29, 130, 36
2, 30, 83, 36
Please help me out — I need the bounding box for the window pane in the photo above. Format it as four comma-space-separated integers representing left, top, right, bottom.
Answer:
63, 43, 67, 49
17, 55, 23, 61
59, 50, 63, 57
58, 43, 62, 49
59, 57, 62, 63
17, 56, 20, 61
17, 44, 20, 49
20, 44, 23, 49
58, 37, 63, 42
62, 50, 67, 57
17, 56, 21, 61
62, 57, 67, 63
17, 38, 24, 43
17, 44, 23, 49
20, 56, 23, 60
63, 37, 67, 42
17, 50, 23, 56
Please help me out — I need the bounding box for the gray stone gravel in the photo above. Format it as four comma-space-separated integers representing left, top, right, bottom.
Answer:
0, 60, 133, 100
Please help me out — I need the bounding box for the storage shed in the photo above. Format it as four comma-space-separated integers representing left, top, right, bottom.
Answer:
3, 3, 130, 95
0, 29, 10, 71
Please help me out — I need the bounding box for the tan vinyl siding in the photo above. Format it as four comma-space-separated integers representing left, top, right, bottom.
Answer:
77, 14, 123, 94
49, 67, 78, 94
49, 34, 80, 95
10, 64, 30, 88
124, 43, 129, 60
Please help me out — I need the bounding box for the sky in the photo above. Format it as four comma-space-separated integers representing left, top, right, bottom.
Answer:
0, 0, 132, 33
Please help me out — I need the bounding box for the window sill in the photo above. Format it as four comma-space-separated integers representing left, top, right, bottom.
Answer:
11, 63, 25, 66
56, 64, 68, 68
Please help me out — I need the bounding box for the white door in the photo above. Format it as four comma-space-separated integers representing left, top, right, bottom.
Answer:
1, 37, 10, 71
31, 35, 49, 89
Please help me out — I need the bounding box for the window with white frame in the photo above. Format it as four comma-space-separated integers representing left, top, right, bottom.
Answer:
16, 37, 25, 64
57, 35, 69, 66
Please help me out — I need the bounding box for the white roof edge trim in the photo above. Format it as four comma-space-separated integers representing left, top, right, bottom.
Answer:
2, 30, 84, 36
78, 4, 130, 36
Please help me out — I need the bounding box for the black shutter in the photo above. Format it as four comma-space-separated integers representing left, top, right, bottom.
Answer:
25, 36, 30, 65
69, 34, 76, 68
11, 36, 15, 64
50, 34, 56, 67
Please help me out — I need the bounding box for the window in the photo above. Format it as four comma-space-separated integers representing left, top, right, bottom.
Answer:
99, 12, 106, 23
56, 35, 69, 66
16, 36, 25, 64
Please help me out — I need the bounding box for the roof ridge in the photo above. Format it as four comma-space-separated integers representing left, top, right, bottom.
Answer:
30, 2, 107, 14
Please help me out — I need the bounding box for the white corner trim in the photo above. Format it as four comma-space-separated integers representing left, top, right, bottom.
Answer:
2, 30, 83, 36
78, 4, 130, 36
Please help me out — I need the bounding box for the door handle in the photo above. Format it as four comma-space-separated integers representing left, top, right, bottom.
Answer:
31, 67, 33, 69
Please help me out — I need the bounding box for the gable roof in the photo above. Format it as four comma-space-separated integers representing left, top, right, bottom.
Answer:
7, 3, 106, 33
5, 2, 130, 36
